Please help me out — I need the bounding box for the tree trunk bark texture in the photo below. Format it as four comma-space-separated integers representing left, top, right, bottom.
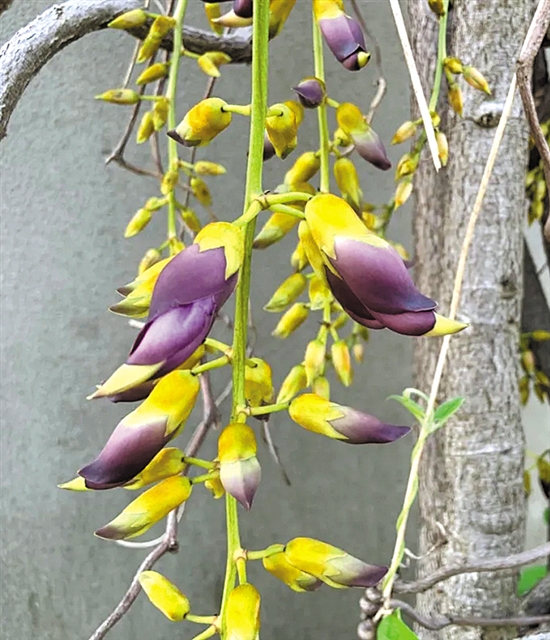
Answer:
409, 1, 533, 639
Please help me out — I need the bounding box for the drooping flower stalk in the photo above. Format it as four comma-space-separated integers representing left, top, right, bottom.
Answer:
312, 7, 330, 193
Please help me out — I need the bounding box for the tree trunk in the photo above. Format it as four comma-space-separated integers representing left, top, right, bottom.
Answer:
409, 1, 532, 639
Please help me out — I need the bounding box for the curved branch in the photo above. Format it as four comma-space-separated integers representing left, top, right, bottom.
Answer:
0, 0, 251, 141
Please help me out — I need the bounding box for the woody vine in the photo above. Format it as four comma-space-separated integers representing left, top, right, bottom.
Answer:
19, 0, 546, 639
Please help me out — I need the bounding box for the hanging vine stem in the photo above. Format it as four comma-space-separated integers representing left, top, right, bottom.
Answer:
312, 10, 330, 193
218, 0, 270, 635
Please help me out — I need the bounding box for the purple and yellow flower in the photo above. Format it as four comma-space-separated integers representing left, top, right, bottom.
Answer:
79, 370, 199, 489
313, 0, 370, 71
289, 393, 410, 444
292, 77, 326, 109
263, 551, 323, 592
336, 103, 391, 170
224, 584, 261, 640
168, 97, 232, 147
90, 222, 242, 399
284, 537, 387, 588
304, 194, 468, 337
138, 571, 190, 621
218, 423, 261, 510
266, 103, 298, 159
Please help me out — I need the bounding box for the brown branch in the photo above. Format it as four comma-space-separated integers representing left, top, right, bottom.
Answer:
394, 541, 550, 595
0, 0, 251, 141
0, 0, 14, 17
390, 599, 550, 632
517, 0, 550, 242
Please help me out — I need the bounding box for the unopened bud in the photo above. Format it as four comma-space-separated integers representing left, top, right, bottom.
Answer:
153, 97, 170, 131
197, 51, 232, 78
436, 130, 449, 166
265, 273, 308, 312
190, 177, 212, 206
521, 350, 536, 375
395, 152, 419, 179
139, 248, 162, 274
136, 111, 155, 144
291, 241, 308, 271
394, 179, 413, 209
391, 121, 417, 145
284, 152, 320, 187
273, 303, 309, 338
95, 89, 140, 105
169, 237, 185, 255
463, 65, 491, 95
150, 15, 176, 38
305, 339, 326, 385
253, 212, 298, 249
332, 312, 349, 330
331, 340, 353, 386
194, 161, 226, 175
308, 274, 331, 310
204, 2, 224, 35
108, 9, 148, 30
352, 342, 364, 363
312, 376, 330, 399
276, 364, 308, 404
125, 208, 152, 238
427, 0, 445, 16
444, 57, 463, 74
448, 83, 463, 116
180, 207, 202, 234
519, 375, 529, 405
144, 197, 166, 211
334, 127, 352, 147
161, 168, 179, 195
136, 63, 169, 85
333, 157, 363, 211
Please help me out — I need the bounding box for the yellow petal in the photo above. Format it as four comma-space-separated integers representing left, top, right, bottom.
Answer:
288, 394, 345, 439
423, 313, 468, 337
123, 448, 186, 490
58, 477, 91, 492
88, 363, 165, 400
138, 571, 190, 621
225, 584, 260, 640
194, 221, 244, 279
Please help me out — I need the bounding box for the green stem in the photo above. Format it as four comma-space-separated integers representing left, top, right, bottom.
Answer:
186, 614, 217, 625
219, 0, 270, 634
312, 12, 330, 193
248, 402, 290, 416
191, 356, 230, 376
269, 204, 306, 219
428, 1, 449, 112
165, 0, 189, 239
183, 456, 215, 470
246, 544, 286, 560
189, 625, 217, 640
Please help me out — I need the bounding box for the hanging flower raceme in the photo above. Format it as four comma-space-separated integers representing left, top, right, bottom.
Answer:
336, 103, 391, 170
304, 194, 468, 337
218, 423, 261, 509
90, 222, 243, 399
168, 97, 232, 147
224, 584, 261, 640
292, 77, 326, 109
284, 537, 387, 588
79, 370, 199, 489
289, 393, 410, 444
313, 0, 370, 71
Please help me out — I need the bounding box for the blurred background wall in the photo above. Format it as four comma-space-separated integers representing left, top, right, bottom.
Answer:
0, 2, 548, 639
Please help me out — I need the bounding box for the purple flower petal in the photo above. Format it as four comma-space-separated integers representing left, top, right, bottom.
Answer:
328, 557, 388, 588
128, 298, 216, 375
220, 458, 261, 510
370, 309, 437, 336
79, 418, 169, 489
332, 237, 436, 315
292, 79, 325, 109
325, 269, 385, 329
318, 15, 366, 65
233, 0, 253, 18
330, 407, 410, 444
149, 244, 236, 320
352, 129, 391, 170
108, 380, 157, 403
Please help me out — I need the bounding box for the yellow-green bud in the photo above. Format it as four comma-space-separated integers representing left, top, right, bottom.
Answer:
108, 9, 148, 30
253, 212, 298, 249
153, 97, 170, 131
352, 342, 364, 363
276, 364, 308, 404
190, 177, 212, 206
136, 111, 155, 144
308, 274, 331, 310
136, 62, 169, 85
312, 376, 330, 399
245, 358, 274, 407
448, 83, 463, 116
139, 248, 162, 274
391, 121, 417, 145
95, 89, 140, 105
264, 273, 307, 312
138, 571, 190, 621
427, 0, 445, 15
197, 51, 232, 78
305, 339, 326, 385
331, 340, 353, 386
224, 584, 261, 640
394, 179, 413, 209
444, 56, 463, 74
291, 240, 308, 271
463, 65, 491, 95
180, 207, 202, 234
161, 168, 179, 195
273, 303, 309, 338
395, 152, 419, 180
194, 161, 226, 175
284, 152, 321, 187
125, 208, 152, 238
436, 130, 449, 166
333, 157, 363, 211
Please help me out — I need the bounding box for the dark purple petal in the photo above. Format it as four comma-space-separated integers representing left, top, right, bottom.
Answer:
263, 134, 276, 161
220, 458, 261, 510
332, 237, 436, 315
318, 15, 366, 65
292, 79, 325, 109
342, 52, 365, 71
79, 418, 168, 489
149, 243, 235, 320
325, 268, 385, 329
128, 298, 216, 374
108, 380, 157, 403
329, 557, 388, 587
370, 309, 437, 336
352, 129, 391, 170
233, 0, 253, 18
330, 407, 410, 444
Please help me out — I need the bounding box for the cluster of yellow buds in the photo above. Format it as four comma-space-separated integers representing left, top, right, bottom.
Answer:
519, 331, 550, 405
443, 56, 491, 116
526, 120, 550, 224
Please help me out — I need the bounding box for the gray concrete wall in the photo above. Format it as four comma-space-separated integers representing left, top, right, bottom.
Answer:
2, 2, 544, 640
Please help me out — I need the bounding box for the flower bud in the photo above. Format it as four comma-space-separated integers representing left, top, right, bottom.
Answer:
394, 179, 413, 209
391, 121, 417, 145
276, 364, 308, 404
194, 160, 226, 175
272, 303, 309, 338
224, 584, 261, 640
537, 456, 550, 500
180, 207, 202, 234
352, 342, 364, 363
463, 65, 491, 95
263, 552, 323, 592
204, 2, 225, 34
284, 152, 320, 187
168, 98, 232, 147
198, 51, 232, 77
448, 82, 463, 116
253, 212, 298, 249
289, 394, 410, 444
204, 472, 225, 499
95, 89, 140, 105
427, 0, 445, 16
334, 127, 352, 147
333, 157, 363, 211
136, 111, 155, 144
266, 103, 298, 159
312, 376, 330, 399
245, 358, 274, 407
108, 9, 148, 29
444, 56, 463, 74
291, 240, 308, 271
125, 208, 152, 238
284, 537, 388, 588
395, 152, 419, 179
138, 571, 190, 621
292, 77, 326, 109
336, 103, 391, 170
264, 273, 307, 312
153, 97, 170, 131
137, 17, 175, 63
308, 274, 331, 310
218, 423, 261, 510
305, 339, 326, 385
161, 167, 179, 195
436, 130, 449, 166
190, 177, 212, 206
331, 340, 353, 386
139, 248, 162, 274
95, 476, 192, 539
136, 62, 169, 85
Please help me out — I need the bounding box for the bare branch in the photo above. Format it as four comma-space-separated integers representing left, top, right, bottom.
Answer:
516, 0, 550, 243
0, 0, 251, 141
394, 541, 550, 595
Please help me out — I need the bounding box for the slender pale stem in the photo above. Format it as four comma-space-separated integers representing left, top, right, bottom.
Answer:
312, 10, 330, 193
429, 0, 449, 112
165, 0, 189, 239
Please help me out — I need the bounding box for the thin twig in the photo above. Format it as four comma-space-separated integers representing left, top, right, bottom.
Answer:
516, 0, 550, 243
387, 0, 441, 171
390, 599, 550, 631
394, 541, 550, 594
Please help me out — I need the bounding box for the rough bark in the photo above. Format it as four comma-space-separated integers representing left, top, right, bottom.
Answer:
409, 1, 532, 639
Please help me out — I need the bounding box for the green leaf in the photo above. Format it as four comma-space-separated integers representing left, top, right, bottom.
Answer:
433, 397, 464, 426
544, 507, 549, 525
388, 395, 425, 421
377, 611, 419, 640
518, 565, 547, 596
